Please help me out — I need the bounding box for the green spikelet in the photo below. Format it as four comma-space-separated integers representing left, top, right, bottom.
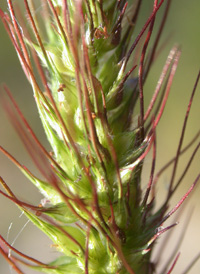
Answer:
28, 2, 150, 272
1, 0, 200, 274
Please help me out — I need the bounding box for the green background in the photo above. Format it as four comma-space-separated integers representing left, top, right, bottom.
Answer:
0, 1, 200, 273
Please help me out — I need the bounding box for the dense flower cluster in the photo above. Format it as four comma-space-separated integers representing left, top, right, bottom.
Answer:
0, 1, 199, 273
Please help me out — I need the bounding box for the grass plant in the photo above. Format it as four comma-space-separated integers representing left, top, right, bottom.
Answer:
0, 1, 200, 273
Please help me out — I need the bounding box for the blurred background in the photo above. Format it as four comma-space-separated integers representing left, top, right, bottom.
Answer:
0, 0, 200, 273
